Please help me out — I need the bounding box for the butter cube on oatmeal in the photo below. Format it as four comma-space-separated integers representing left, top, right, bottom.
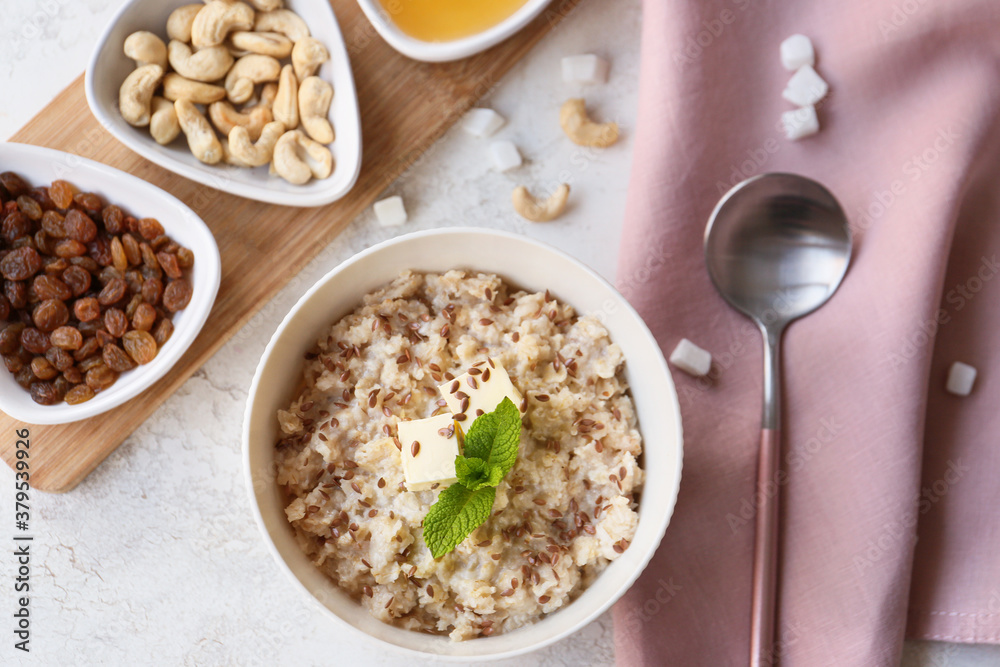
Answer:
438, 358, 525, 422
398, 413, 462, 492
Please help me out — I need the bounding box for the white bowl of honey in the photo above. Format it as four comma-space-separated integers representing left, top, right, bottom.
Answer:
356, 0, 552, 62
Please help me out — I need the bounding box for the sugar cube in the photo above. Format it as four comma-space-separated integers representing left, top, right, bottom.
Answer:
946, 361, 977, 396
489, 140, 522, 172
373, 195, 407, 227
780, 34, 815, 71
561, 54, 610, 84
781, 105, 819, 140
669, 338, 712, 377
461, 108, 505, 138
782, 65, 829, 106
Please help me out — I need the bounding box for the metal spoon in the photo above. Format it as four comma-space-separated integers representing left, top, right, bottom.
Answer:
704, 173, 851, 666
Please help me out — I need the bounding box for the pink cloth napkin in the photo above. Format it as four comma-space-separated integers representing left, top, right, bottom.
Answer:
611, 0, 1000, 664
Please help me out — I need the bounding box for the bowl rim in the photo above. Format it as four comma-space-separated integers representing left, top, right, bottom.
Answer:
84, 0, 363, 208
242, 228, 683, 661
0, 142, 221, 425
354, 0, 553, 63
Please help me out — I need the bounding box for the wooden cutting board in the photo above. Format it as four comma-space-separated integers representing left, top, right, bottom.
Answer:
1, 0, 580, 493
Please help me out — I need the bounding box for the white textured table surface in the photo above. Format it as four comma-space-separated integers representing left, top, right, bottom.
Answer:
0, 1, 994, 665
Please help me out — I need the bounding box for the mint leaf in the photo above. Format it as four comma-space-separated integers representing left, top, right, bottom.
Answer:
454, 456, 504, 491
422, 484, 496, 559
462, 397, 521, 478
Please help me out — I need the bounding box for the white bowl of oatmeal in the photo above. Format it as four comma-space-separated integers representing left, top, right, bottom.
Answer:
243, 229, 682, 661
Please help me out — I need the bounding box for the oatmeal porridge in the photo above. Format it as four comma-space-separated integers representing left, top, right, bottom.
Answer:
274, 269, 643, 640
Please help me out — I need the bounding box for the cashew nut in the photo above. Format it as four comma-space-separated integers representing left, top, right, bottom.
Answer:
167, 40, 234, 82
246, 0, 283, 11
166, 4, 203, 42
511, 184, 570, 222
162, 73, 227, 104
123, 31, 167, 69
150, 97, 181, 145
175, 99, 223, 164
256, 82, 279, 110
191, 0, 255, 49
271, 130, 333, 184
221, 138, 253, 167
298, 76, 333, 144
254, 9, 309, 42
229, 121, 285, 167
291, 37, 329, 81
208, 101, 273, 141
559, 99, 619, 148
119, 64, 164, 127
229, 30, 293, 58
273, 64, 298, 130
225, 54, 281, 104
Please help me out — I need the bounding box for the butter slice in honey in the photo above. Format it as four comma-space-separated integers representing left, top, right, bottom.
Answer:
398, 413, 462, 492
438, 358, 524, 423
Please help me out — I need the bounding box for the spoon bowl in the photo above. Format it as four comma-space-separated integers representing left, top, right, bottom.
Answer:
704, 173, 851, 667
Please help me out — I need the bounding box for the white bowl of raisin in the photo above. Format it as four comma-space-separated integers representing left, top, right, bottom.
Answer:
0, 143, 220, 425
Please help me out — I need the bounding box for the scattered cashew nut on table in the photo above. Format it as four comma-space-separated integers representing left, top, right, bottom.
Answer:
175, 99, 224, 164
119, 64, 164, 127
292, 37, 330, 81
559, 98, 619, 148
512, 184, 571, 222
162, 73, 227, 104
209, 101, 272, 141
166, 4, 202, 43
228, 30, 293, 58
225, 54, 282, 104
272, 130, 333, 185
273, 64, 299, 130
167, 40, 234, 82
254, 9, 311, 42
191, 0, 255, 49
124, 31, 167, 69
149, 97, 180, 145
229, 121, 285, 167
298, 76, 334, 144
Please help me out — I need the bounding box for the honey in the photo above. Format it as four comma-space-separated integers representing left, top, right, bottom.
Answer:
379, 0, 530, 42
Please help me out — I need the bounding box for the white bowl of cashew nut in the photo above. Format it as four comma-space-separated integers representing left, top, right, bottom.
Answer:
86, 0, 362, 208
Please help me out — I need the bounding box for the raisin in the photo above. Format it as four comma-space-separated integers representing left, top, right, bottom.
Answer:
62, 366, 83, 384
137, 218, 164, 240
20, 327, 50, 354
28, 187, 56, 212
132, 303, 157, 331
156, 252, 182, 279
68, 256, 99, 273
4, 280, 27, 309
54, 239, 87, 258
64, 384, 94, 404
110, 236, 128, 273
65, 209, 98, 244
2, 211, 32, 243
125, 294, 142, 320
88, 235, 112, 266
102, 343, 136, 372
124, 216, 139, 233
162, 279, 192, 312
0, 172, 29, 198
52, 375, 71, 400
43, 257, 68, 275
32, 299, 69, 332
124, 269, 144, 295
123, 330, 158, 365
15, 366, 34, 388
29, 381, 60, 405
73, 192, 103, 214
140, 264, 162, 281
142, 277, 163, 305
104, 308, 128, 338
0, 247, 43, 281
151, 236, 171, 252
0, 323, 25, 354
73, 337, 100, 362
121, 233, 141, 266
140, 242, 159, 270
97, 266, 122, 285
77, 319, 106, 338
95, 330, 115, 348
78, 354, 105, 372
0, 294, 8, 321
33, 229, 54, 255
102, 205, 124, 234
16, 195, 42, 221
85, 364, 117, 392
62, 265, 92, 296
3, 353, 23, 374
73, 297, 101, 322
176, 247, 194, 268
49, 180, 74, 209
98, 278, 127, 306
41, 210, 66, 238
153, 318, 174, 346
32, 275, 72, 300
30, 356, 58, 380
50, 326, 83, 351
45, 346, 75, 371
